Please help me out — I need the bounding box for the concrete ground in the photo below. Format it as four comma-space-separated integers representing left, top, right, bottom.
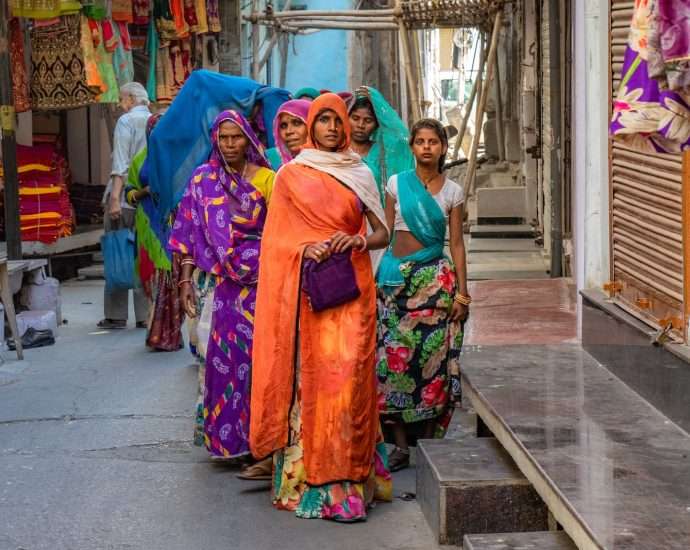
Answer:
0, 279, 446, 550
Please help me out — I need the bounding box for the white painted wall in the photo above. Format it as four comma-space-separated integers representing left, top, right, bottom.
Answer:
573, 0, 611, 335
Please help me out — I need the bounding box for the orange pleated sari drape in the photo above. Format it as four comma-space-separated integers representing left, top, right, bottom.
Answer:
250, 162, 379, 486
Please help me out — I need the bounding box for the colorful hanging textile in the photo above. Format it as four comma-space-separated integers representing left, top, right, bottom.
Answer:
154, 0, 177, 42
92, 21, 120, 103
101, 20, 119, 53
155, 45, 174, 103
170, 39, 192, 96
647, 0, 690, 91
183, 0, 198, 28
610, 0, 690, 153
170, 0, 190, 38
145, 20, 158, 102
112, 0, 134, 23
206, 0, 220, 33
80, 15, 106, 96
133, 0, 151, 24
82, 0, 107, 20
11, 0, 80, 19
9, 19, 31, 114
191, 0, 207, 33
112, 22, 135, 87
30, 14, 96, 110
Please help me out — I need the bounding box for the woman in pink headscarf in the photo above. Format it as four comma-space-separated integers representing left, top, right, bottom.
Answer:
266, 99, 312, 170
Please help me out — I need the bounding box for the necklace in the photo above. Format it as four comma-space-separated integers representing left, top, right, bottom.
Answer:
419, 172, 439, 191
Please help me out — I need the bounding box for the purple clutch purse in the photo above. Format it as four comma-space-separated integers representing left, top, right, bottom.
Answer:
301, 250, 361, 312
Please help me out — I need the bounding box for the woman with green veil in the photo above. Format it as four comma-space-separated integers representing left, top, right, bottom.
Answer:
349, 86, 415, 206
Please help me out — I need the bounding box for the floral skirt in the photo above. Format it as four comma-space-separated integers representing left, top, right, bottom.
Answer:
377, 256, 464, 437
272, 369, 392, 521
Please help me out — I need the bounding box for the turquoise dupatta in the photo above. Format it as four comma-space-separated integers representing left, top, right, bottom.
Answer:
377, 170, 447, 290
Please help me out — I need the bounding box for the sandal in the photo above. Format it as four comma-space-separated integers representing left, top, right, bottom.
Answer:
236, 457, 273, 481
97, 319, 126, 329
389, 447, 410, 472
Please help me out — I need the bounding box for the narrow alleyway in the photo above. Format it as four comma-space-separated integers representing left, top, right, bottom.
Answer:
0, 280, 443, 550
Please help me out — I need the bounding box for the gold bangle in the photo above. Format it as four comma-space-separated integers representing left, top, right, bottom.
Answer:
454, 293, 472, 306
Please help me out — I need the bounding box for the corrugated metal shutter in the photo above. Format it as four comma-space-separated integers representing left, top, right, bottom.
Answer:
609, 0, 687, 340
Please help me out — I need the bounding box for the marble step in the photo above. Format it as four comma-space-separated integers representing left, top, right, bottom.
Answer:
470, 224, 536, 239
464, 532, 576, 550
416, 438, 548, 546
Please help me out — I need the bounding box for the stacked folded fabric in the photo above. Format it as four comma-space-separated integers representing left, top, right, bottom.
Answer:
2, 140, 76, 244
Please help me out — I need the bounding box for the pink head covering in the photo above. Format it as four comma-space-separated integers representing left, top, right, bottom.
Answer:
272, 99, 312, 164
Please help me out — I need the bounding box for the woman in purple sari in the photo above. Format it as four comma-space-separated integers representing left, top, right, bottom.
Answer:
169, 110, 275, 477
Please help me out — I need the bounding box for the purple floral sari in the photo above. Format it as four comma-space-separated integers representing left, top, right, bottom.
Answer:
169, 110, 270, 457
610, 0, 690, 153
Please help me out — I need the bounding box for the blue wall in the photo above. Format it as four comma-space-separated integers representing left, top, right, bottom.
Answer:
270, 0, 350, 94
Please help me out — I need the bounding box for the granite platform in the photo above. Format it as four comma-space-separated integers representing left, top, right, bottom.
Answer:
417, 438, 548, 545
464, 532, 577, 550
460, 344, 690, 550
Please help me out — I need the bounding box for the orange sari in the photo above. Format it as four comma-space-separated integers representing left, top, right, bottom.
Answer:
250, 163, 379, 486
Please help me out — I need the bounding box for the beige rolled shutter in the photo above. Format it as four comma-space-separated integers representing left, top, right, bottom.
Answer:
609, 0, 688, 341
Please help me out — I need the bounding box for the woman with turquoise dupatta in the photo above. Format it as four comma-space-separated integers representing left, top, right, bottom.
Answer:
376, 119, 469, 472
349, 86, 415, 205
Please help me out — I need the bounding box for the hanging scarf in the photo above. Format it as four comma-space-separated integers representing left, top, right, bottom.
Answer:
133, 0, 151, 24
354, 86, 415, 205
111, 0, 134, 23
145, 19, 158, 102
270, 99, 312, 167
377, 169, 447, 290
9, 18, 31, 114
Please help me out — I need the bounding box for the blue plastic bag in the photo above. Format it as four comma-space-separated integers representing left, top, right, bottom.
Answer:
101, 228, 135, 290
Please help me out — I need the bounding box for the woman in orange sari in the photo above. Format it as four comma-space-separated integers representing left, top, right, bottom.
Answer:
250, 93, 392, 521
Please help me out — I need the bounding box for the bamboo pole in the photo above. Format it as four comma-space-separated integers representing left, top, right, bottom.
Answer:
493, 35, 505, 162
257, 0, 292, 71
451, 36, 487, 161
251, 0, 260, 80
283, 21, 399, 31
464, 9, 502, 199
411, 29, 427, 117
272, 9, 397, 18
396, 1, 421, 121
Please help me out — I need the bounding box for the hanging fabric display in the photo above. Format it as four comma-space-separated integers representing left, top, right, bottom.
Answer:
79, 15, 106, 96
133, 0, 151, 24
111, 0, 134, 23
112, 21, 135, 87
610, 0, 690, 153
30, 14, 96, 110
206, 0, 220, 33
11, 0, 80, 19
82, 0, 106, 20
92, 20, 120, 103
146, 19, 159, 102
192, 0, 208, 34
9, 18, 31, 113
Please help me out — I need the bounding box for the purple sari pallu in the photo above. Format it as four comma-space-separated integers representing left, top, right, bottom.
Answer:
169, 110, 269, 457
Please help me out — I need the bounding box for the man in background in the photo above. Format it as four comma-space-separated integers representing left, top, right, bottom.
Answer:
98, 82, 151, 330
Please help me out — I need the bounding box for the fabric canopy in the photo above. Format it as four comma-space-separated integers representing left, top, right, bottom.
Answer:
146, 69, 290, 225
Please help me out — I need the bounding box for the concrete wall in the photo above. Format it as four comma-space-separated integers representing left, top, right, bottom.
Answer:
268, 0, 351, 93
573, 0, 611, 334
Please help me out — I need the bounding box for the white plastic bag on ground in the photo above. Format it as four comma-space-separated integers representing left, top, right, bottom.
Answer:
16, 310, 58, 337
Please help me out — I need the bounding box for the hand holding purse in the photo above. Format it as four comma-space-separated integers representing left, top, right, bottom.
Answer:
301, 249, 361, 312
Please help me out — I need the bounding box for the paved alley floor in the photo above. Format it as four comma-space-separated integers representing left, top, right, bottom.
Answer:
0, 280, 443, 550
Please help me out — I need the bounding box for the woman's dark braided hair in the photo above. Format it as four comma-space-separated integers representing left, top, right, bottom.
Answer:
409, 118, 449, 173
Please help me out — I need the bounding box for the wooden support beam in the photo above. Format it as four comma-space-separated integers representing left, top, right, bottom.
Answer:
251, 0, 260, 81
396, 1, 421, 121
451, 36, 487, 161
283, 21, 399, 31
0, 6, 22, 260
464, 9, 502, 199
272, 8, 397, 18
494, 34, 505, 162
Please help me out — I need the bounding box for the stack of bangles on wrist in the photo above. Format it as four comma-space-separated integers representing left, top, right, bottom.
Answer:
178, 279, 192, 288
454, 293, 472, 306
179, 258, 196, 288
